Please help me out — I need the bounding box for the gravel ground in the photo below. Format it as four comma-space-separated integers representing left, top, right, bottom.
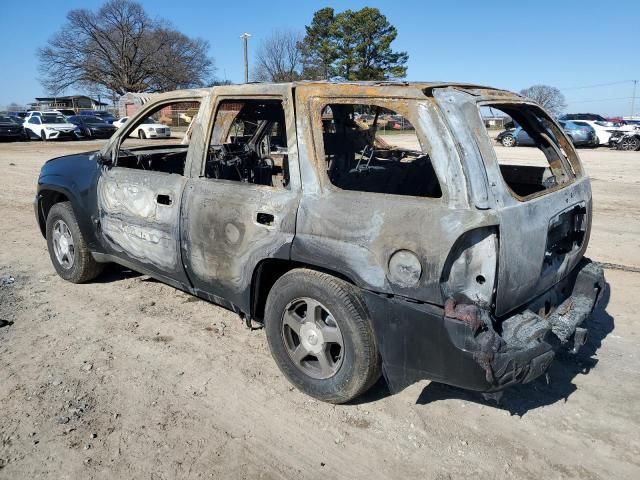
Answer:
0, 138, 639, 479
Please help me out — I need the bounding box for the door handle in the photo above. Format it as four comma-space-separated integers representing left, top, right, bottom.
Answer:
156, 194, 172, 205
256, 212, 274, 226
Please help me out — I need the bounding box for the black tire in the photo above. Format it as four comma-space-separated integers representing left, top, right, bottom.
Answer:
138, 129, 146, 139
617, 136, 636, 151
264, 268, 381, 404
85, 127, 92, 138
45, 202, 104, 283
40, 130, 46, 141
501, 135, 516, 147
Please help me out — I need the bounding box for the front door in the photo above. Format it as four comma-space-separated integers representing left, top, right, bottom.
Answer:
181, 87, 301, 313
97, 166, 188, 284
96, 96, 206, 287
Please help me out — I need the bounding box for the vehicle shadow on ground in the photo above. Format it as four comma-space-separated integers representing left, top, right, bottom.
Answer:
93, 263, 143, 283
415, 282, 614, 416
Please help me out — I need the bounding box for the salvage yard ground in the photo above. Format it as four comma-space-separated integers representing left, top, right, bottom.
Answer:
1, 138, 639, 479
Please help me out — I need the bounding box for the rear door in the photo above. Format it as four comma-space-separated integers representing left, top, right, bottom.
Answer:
181, 85, 301, 312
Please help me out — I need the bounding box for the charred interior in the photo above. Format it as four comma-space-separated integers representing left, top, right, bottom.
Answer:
114, 100, 202, 176
321, 104, 441, 197
206, 100, 289, 188
486, 103, 577, 199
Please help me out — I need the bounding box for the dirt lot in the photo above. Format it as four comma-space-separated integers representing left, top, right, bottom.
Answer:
1, 138, 639, 479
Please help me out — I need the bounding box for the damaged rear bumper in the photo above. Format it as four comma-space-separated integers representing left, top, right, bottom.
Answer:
363, 258, 605, 393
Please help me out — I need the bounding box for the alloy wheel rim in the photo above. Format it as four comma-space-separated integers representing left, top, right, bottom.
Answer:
52, 219, 75, 269
281, 297, 345, 379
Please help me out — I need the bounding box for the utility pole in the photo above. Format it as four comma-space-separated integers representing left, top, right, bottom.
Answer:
240, 33, 251, 83
631, 79, 638, 119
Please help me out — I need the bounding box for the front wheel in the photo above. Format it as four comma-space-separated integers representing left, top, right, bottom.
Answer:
138, 129, 146, 139
264, 269, 381, 404
45, 202, 104, 283
40, 131, 47, 141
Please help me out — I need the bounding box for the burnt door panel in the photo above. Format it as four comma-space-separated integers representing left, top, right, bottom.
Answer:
181, 180, 299, 312
97, 167, 189, 284
493, 178, 592, 316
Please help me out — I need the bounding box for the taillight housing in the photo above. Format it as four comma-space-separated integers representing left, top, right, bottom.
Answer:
440, 227, 499, 309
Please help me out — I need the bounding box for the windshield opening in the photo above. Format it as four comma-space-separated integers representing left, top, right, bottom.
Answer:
482, 103, 582, 200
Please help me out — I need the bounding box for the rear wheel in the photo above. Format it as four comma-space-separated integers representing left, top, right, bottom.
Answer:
501, 135, 515, 147
264, 269, 381, 404
619, 136, 640, 151
45, 202, 103, 283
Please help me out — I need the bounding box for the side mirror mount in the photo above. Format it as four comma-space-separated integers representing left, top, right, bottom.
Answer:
96, 152, 113, 166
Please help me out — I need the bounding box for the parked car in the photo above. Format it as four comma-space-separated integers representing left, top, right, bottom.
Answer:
24, 113, 80, 140
67, 115, 117, 139
497, 121, 597, 147
7, 111, 28, 121
496, 126, 528, 147
34, 82, 605, 404
558, 120, 598, 147
610, 131, 640, 150
112, 117, 128, 129
79, 110, 117, 124
569, 120, 621, 146
0, 114, 26, 141
126, 117, 171, 139
385, 116, 414, 130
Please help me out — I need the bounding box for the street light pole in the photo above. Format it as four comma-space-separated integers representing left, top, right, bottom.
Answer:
240, 33, 251, 83
631, 79, 638, 120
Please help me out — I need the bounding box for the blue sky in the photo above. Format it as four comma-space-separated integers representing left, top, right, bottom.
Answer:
1, 0, 639, 116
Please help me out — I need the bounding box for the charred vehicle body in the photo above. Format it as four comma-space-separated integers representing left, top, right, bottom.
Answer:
35, 82, 605, 403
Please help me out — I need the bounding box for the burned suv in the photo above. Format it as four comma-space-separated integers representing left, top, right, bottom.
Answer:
35, 82, 605, 403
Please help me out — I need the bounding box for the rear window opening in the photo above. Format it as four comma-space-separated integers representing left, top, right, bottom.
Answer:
320, 103, 442, 198
482, 104, 580, 200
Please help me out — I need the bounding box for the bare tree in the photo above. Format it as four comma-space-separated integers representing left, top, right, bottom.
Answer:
519, 85, 567, 117
253, 30, 304, 83
37, 0, 214, 96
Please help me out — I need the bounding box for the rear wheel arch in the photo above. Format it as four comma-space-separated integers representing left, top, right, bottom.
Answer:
250, 259, 358, 322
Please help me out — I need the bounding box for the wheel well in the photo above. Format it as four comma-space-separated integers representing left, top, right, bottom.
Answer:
250, 259, 356, 322
37, 190, 70, 236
